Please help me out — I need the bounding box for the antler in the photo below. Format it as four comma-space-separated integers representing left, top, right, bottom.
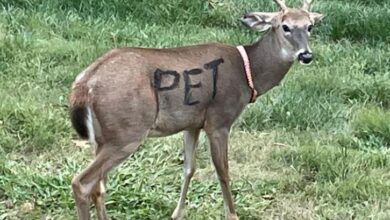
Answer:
273, 0, 287, 10
302, 0, 312, 11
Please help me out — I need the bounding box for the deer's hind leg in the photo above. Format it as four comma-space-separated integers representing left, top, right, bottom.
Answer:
72, 137, 145, 220
72, 105, 155, 219
89, 141, 109, 220
91, 178, 107, 220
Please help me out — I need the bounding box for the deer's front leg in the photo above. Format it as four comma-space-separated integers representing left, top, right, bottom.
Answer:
171, 129, 200, 220
206, 128, 239, 220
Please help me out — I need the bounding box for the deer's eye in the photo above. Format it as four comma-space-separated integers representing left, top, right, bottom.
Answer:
308, 25, 313, 32
282, 25, 291, 33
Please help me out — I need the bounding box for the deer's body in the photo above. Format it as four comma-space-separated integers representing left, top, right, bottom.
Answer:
69, 1, 323, 219
72, 44, 250, 138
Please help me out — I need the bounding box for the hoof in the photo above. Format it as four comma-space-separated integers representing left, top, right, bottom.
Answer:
227, 214, 239, 220
171, 208, 183, 220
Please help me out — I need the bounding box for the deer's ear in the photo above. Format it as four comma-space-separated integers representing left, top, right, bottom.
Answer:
240, 12, 279, 32
309, 12, 324, 24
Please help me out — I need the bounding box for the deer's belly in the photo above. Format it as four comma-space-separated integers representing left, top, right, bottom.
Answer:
148, 107, 206, 137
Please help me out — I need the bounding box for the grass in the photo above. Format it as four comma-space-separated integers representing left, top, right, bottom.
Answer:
1, 0, 390, 219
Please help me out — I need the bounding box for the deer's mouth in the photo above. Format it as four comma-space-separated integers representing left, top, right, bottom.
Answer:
298, 51, 313, 65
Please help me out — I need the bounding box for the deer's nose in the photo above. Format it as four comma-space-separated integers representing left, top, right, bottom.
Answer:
298, 51, 313, 64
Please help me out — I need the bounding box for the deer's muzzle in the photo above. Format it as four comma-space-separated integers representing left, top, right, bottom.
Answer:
298, 51, 313, 64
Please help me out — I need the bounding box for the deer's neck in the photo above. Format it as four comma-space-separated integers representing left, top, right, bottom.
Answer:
244, 30, 294, 95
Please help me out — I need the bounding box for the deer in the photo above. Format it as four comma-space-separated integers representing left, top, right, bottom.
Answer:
68, 0, 323, 219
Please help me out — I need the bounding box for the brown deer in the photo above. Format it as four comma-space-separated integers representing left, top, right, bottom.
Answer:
69, 0, 323, 219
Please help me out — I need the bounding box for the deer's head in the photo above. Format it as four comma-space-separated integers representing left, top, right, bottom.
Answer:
241, 0, 324, 65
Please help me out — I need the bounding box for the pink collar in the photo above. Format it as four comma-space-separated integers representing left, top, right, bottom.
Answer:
236, 45, 257, 103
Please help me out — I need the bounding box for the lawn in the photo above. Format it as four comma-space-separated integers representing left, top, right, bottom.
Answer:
1, 0, 390, 219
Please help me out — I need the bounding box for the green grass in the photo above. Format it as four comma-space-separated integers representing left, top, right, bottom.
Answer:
1, 0, 390, 219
